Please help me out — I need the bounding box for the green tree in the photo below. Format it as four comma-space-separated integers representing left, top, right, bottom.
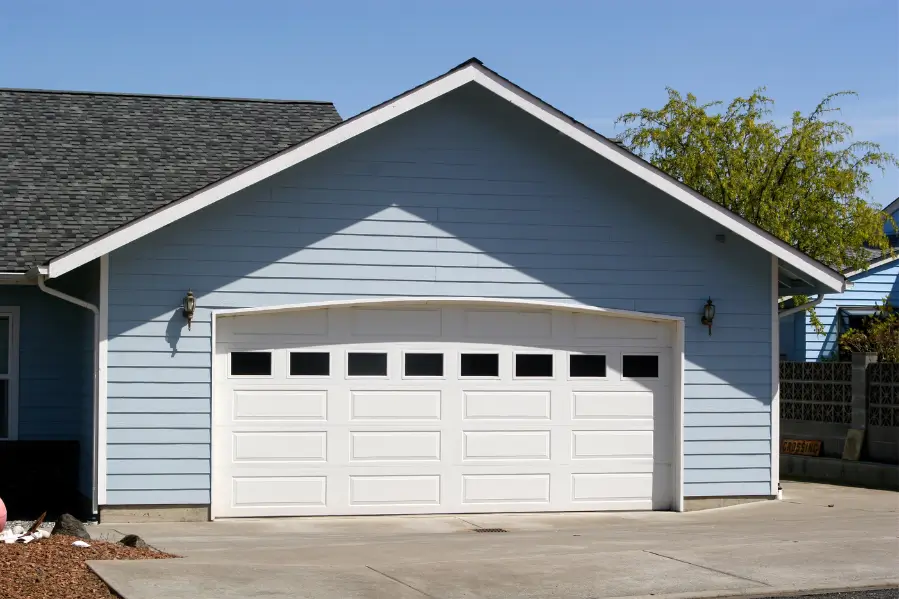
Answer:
838, 300, 899, 362
615, 89, 897, 273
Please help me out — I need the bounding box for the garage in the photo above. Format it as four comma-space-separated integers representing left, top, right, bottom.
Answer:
211, 300, 680, 518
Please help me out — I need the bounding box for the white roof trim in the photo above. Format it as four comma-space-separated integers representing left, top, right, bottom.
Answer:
44, 60, 845, 292
213, 296, 683, 323
883, 197, 899, 215
844, 253, 899, 278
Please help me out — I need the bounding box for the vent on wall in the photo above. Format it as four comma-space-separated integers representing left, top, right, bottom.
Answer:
472, 528, 508, 533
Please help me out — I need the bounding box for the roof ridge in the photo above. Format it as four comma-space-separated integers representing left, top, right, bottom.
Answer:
0, 87, 333, 105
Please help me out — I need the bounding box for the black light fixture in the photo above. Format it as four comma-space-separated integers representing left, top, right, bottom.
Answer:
701, 297, 716, 336
182, 289, 196, 330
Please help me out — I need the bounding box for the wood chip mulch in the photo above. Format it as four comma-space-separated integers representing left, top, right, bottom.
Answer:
0, 534, 176, 599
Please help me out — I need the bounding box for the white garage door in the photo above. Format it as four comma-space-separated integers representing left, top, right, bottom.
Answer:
212, 301, 675, 517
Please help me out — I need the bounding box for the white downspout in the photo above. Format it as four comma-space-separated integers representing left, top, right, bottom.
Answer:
778, 295, 824, 319
37, 275, 100, 514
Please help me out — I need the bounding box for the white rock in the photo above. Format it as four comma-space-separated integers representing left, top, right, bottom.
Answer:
72, 540, 90, 548
11, 525, 24, 535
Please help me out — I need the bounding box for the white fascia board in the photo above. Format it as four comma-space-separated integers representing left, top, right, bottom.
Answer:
468, 67, 844, 294
46, 61, 845, 293
843, 253, 898, 278
46, 67, 478, 278
213, 296, 684, 324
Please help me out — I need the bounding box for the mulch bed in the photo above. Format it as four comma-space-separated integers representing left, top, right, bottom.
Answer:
0, 534, 176, 599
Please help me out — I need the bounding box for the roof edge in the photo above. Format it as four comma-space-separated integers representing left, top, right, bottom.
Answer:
0, 86, 334, 105
44, 58, 845, 294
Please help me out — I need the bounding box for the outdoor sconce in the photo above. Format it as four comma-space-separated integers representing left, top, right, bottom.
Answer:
182, 289, 196, 330
701, 297, 716, 336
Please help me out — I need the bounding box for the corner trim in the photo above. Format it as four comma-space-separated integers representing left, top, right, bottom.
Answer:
98, 255, 109, 508
771, 255, 780, 496
673, 318, 685, 512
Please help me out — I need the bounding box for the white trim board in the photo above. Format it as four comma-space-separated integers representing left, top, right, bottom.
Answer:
44, 59, 844, 293
770, 255, 780, 496
843, 253, 899, 278
214, 296, 683, 324
97, 254, 109, 508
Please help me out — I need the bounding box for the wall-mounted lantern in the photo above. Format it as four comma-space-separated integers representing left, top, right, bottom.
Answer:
182, 289, 196, 330
701, 297, 716, 336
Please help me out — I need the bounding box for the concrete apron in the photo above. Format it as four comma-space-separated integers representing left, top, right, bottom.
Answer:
88, 482, 899, 599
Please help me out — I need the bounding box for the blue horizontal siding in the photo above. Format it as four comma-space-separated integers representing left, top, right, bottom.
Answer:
107, 459, 210, 475
684, 440, 771, 454
108, 474, 209, 490
108, 398, 211, 413
684, 482, 772, 496
107, 444, 210, 459
684, 413, 771, 427
686, 454, 771, 468
106, 490, 210, 504
106, 83, 774, 504
0, 270, 97, 500
789, 260, 897, 361
684, 468, 770, 483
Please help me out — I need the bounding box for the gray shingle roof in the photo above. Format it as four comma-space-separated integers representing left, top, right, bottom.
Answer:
0, 88, 342, 271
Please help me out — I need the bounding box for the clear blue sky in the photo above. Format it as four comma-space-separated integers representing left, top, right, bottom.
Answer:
1, 0, 896, 206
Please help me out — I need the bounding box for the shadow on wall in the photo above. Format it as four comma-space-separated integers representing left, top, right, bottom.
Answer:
165, 308, 184, 356
111, 83, 772, 404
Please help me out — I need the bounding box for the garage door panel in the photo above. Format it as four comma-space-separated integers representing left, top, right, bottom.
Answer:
232, 431, 327, 462
349, 474, 441, 506
232, 476, 327, 508
232, 390, 328, 421
350, 390, 442, 420
213, 304, 675, 517
463, 390, 551, 419
462, 474, 551, 504
571, 430, 654, 458
350, 431, 441, 461
571, 473, 654, 501
572, 391, 653, 419
462, 430, 551, 460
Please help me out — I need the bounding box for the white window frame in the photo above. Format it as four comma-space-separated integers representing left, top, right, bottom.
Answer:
0, 307, 20, 440
227, 350, 275, 379
401, 350, 446, 380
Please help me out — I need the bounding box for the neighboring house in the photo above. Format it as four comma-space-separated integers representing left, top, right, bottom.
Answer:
0, 59, 845, 521
780, 197, 899, 361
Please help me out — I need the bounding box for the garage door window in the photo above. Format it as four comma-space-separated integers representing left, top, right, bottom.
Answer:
230, 352, 272, 376
404, 353, 443, 377
569, 354, 606, 378
622, 354, 659, 378
515, 353, 553, 378
460, 353, 499, 378
290, 352, 330, 377
347, 352, 388, 377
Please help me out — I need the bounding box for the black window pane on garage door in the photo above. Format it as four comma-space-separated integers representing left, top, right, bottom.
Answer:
290, 352, 330, 376
461, 353, 500, 377
230, 352, 272, 376
515, 354, 553, 377
622, 355, 659, 378
348, 352, 388, 376
570, 354, 606, 377
405, 353, 444, 376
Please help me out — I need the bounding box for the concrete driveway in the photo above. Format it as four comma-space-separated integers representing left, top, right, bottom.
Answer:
89, 482, 899, 599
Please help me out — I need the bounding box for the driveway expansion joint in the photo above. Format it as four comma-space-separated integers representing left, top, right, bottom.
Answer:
642, 549, 772, 587
366, 565, 437, 598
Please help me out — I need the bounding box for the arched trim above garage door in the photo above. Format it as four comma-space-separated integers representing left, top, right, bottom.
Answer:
211, 297, 686, 515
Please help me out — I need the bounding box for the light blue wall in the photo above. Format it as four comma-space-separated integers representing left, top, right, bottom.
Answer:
107, 83, 775, 505
0, 261, 97, 499
788, 259, 898, 361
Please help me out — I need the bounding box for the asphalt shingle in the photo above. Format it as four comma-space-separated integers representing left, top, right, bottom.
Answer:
0, 88, 342, 271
